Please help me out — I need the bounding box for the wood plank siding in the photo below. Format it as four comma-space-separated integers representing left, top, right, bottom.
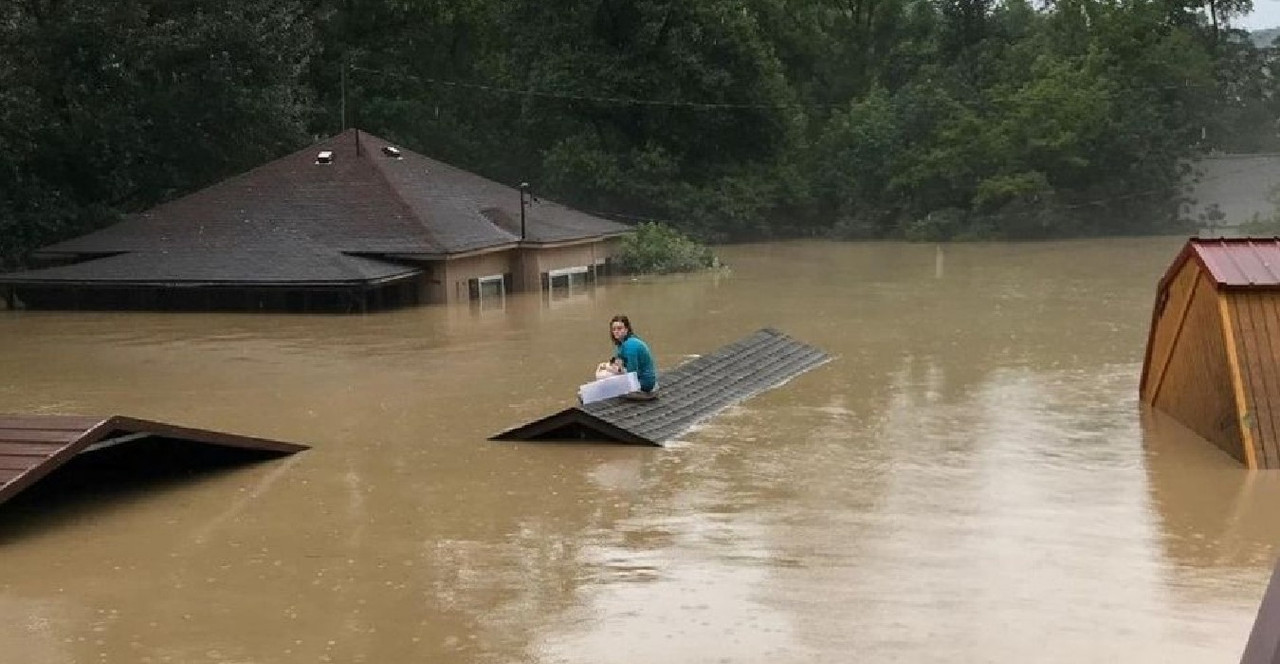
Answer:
1226, 291, 1280, 468
1145, 267, 1245, 463
1141, 257, 1202, 403
1142, 238, 1280, 469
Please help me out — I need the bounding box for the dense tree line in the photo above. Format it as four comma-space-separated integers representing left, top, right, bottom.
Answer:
2, 0, 1276, 265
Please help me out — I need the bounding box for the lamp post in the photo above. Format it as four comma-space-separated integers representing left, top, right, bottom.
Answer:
519, 182, 530, 241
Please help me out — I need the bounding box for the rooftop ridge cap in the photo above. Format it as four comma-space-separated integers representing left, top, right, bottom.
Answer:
358, 136, 454, 255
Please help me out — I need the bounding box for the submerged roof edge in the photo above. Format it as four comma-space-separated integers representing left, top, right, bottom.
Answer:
489, 408, 657, 445
0, 414, 308, 507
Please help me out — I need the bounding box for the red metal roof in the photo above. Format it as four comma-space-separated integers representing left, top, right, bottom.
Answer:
1190, 237, 1280, 287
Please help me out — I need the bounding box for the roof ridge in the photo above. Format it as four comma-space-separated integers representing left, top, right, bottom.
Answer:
1188, 236, 1280, 287
361, 135, 522, 251
139, 132, 354, 220
351, 131, 452, 254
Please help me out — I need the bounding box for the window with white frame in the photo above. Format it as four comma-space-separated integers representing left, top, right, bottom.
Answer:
544, 265, 592, 300
467, 274, 508, 309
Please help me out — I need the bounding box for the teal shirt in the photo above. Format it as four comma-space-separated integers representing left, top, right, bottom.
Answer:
616, 335, 657, 391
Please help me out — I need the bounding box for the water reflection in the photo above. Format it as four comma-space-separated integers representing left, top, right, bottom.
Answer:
1, 237, 1272, 663
1142, 408, 1280, 586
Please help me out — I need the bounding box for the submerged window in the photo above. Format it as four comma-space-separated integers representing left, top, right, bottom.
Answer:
467, 274, 508, 310
543, 265, 594, 302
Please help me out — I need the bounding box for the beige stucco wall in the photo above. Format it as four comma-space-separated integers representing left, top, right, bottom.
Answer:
517, 240, 619, 290
442, 251, 513, 304
417, 263, 446, 305
422, 238, 622, 305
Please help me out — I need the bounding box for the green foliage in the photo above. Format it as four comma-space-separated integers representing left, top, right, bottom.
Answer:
0, 0, 313, 267
2, 0, 1276, 264
613, 222, 717, 274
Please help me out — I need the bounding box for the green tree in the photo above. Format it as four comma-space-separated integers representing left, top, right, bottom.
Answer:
0, 0, 314, 266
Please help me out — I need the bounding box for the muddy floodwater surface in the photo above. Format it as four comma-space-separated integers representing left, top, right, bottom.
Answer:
1, 237, 1276, 663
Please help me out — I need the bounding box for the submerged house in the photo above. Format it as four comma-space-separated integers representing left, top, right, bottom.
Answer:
0, 130, 631, 312
1140, 237, 1280, 469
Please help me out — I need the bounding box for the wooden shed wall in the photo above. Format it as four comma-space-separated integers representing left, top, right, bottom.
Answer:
1142, 258, 1201, 403
1225, 291, 1280, 468
1147, 267, 1245, 463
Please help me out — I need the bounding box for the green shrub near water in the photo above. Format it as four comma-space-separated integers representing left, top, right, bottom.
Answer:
613, 223, 717, 275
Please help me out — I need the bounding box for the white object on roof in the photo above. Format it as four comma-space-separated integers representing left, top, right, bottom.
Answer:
579, 372, 641, 405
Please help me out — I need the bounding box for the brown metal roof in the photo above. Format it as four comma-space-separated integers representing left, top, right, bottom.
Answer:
492, 328, 830, 446
0, 414, 307, 506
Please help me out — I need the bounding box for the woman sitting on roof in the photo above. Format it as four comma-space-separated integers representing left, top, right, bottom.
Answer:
609, 314, 658, 399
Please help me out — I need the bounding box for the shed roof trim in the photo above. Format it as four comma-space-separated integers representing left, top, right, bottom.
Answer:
1165, 237, 1280, 288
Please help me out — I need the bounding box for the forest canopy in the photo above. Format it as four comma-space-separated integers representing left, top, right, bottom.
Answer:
1, 0, 1275, 265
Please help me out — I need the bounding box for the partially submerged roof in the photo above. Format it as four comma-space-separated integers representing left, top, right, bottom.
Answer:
0, 250, 420, 287
0, 129, 630, 286
1160, 237, 1280, 291
0, 414, 307, 507
491, 328, 830, 446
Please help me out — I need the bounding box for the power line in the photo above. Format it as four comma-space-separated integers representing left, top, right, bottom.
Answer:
568, 160, 1273, 227
349, 65, 839, 111
348, 65, 1272, 221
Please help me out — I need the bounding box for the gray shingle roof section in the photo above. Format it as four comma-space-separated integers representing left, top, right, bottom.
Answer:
36, 130, 630, 257
38, 132, 444, 256
491, 328, 831, 446
361, 132, 631, 248
0, 251, 419, 285
6, 129, 630, 286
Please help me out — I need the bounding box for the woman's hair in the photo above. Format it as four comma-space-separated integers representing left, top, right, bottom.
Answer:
609, 314, 633, 346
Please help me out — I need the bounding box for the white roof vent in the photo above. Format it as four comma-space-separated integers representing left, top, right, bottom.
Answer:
315, 151, 333, 165
382, 145, 402, 159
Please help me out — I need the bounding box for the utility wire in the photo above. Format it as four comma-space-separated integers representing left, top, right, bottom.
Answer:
558, 160, 1273, 227
350, 65, 839, 110
349, 66, 1272, 222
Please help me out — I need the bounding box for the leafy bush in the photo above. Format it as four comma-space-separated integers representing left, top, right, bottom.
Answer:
613, 222, 717, 275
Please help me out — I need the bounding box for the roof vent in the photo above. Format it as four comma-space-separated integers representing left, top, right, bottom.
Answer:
315, 151, 333, 165
382, 145, 402, 159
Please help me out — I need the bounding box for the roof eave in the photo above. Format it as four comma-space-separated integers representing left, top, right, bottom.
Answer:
516, 231, 632, 249
0, 274, 421, 289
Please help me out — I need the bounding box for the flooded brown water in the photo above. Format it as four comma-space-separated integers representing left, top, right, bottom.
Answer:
2, 237, 1278, 663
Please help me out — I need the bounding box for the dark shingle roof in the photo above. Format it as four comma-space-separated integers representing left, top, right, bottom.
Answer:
491, 329, 831, 446
39, 132, 444, 256
362, 133, 631, 248
6, 129, 630, 286
0, 251, 418, 285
